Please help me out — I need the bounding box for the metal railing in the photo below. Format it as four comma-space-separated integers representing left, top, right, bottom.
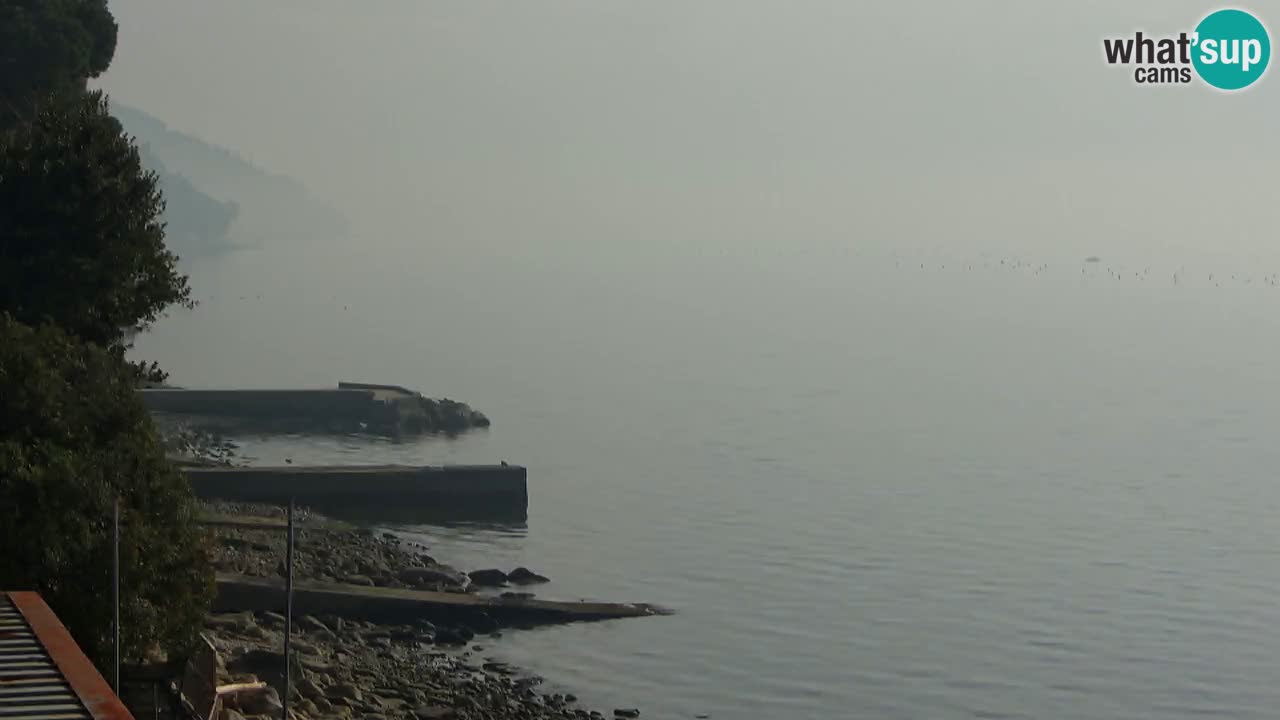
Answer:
109, 495, 298, 720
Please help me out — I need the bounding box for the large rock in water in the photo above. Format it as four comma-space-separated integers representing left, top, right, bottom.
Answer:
467, 569, 508, 587
508, 567, 550, 585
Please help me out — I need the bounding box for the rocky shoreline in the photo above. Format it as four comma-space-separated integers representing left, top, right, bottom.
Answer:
201, 501, 639, 720
203, 501, 546, 594
205, 608, 610, 720
161, 417, 239, 466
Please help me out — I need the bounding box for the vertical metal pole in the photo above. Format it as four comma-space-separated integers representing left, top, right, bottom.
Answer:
282, 497, 294, 720
112, 497, 120, 694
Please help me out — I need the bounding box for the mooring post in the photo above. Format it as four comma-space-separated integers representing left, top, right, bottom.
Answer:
113, 496, 120, 695
283, 497, 295, 720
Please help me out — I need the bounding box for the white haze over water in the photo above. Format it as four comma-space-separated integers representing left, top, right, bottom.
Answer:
100, 2, 1280, 718
102, 1, 1279, 277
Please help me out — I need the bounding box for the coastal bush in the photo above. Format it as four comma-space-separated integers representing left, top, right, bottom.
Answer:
0, 90, 192, 352
0, 315, 214, 669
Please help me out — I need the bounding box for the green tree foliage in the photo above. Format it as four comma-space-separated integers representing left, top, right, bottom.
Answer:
0, 90, 192, 349
0, 315, 214, 668
0, 0, 117, 126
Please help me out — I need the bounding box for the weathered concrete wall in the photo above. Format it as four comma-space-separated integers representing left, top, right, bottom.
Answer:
337, 381, 416, 397
140, 386, 486, 435
213, 574, 663, 625
140, 388, 391, 420
184, 465, 528, 518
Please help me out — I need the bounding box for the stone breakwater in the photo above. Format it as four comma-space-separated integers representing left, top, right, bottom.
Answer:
200, 502, 644, 720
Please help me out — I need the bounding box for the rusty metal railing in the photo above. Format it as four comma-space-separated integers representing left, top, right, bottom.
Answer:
1, 591, 133, 720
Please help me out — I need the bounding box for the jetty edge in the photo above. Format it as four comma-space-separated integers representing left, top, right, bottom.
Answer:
139, 381, 489, 435
215, 573, 668, 625
184, 463, 529, 521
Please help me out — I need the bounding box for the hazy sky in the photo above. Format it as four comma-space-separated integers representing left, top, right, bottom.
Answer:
99, 1, 1279, 275
91, 12, 1280, 719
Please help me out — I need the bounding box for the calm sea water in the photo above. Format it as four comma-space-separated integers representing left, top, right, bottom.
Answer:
138, 243, 1280, 719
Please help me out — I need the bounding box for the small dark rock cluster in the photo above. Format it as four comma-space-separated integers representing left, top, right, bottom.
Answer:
467, 568, 551, 588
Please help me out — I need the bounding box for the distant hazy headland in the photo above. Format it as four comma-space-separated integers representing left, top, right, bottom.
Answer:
112, 103, 349, 261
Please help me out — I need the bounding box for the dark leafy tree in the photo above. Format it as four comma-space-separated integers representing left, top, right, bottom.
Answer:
0, 315, 214, 669
0, 0, 117, 126
0, 90, 193, 349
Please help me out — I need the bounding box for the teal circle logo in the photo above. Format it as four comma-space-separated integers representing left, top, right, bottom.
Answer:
1192, 9, 1271, 90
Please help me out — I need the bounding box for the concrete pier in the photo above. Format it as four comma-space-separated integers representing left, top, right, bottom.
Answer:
140, 382, 488, 435
184, 464, 528, 520
142, 387, 399, 430
213, 574, 666, 625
